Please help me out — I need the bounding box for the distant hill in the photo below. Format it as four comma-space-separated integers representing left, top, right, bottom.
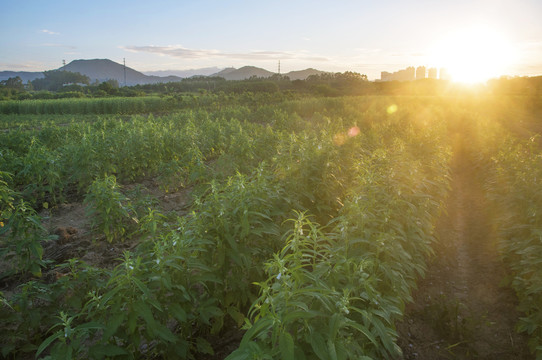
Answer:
213, 67, 237, 77
212, 66, 275, 81
211, 66, 327, 81
1, 59, 328, 85
143, 67, 222, 78
0, 71, 43, 83
59, 59, 183, 86
285, 68, 327, 80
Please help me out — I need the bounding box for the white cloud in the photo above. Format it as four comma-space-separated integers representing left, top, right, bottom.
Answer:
40, 29, 60, 35
121, 45, 330, 62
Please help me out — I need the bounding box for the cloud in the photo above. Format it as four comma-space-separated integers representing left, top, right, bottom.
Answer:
0, 61, 46, 71
40, 29, 60, 35
121, 45, 330, 62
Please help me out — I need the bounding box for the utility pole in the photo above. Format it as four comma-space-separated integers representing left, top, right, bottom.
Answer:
123, 58, 127, 87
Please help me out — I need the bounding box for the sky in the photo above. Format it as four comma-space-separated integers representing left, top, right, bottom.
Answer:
1, 0, 542, 80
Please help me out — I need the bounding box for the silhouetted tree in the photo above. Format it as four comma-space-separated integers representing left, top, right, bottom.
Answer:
32, 70, 90, 91
0, 76, 24, 90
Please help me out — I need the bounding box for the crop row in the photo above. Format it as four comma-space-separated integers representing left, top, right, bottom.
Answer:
1, 96, 451, 358
485, 134, 542, 358
228, 127, 450, 359
0, 96, 177, 115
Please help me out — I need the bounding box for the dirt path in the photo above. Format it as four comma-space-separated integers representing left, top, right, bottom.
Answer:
397, 142, 533, 359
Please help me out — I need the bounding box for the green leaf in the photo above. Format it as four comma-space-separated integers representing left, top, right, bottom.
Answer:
328, 313, 342, 341
170, 303, 187, 322
154, 323, 177, 343
103, 313, 124, 339
30, 263, 42, 277
240, 318, 273, 346
36, 331, 62, 358
197, 337, 215, 355
199, 304, 222, 325
282, 310, 317, 324
227, 306, 245, 327
99, 286, 121, 307
74, 321, 104, 331
211, 314, 224, 334
279, 331, 295, 360
346, 321, 378, 347
310, 331, 328, 360
127, 309, 138, 335
132, 277, 151, 299
327, 339, 338, 360
133, 300, 154, 327
225, 348, 250, 360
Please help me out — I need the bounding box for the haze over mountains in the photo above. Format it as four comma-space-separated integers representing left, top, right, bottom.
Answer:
0, 59, 327, 85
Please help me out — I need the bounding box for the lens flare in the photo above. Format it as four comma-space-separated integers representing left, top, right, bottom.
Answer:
387, 104, 398, 114
348, 126, 360, 137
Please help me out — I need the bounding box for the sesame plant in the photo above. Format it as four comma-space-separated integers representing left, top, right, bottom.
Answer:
229, 112, 451, 359
84, 175, 136, 242
0, 172, 54, 278
485, 134, 542, 358
1, 94, 458, 359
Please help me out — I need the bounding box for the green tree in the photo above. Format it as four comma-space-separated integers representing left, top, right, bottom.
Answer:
97, 80, 119, 95
0, 76, 25, 91
31, 71, 90, 91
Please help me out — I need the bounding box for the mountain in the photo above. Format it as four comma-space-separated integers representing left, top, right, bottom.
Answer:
211, 66, 327, 81
0, 71, 44, 83
1, 60, 328, 85
284, 68, 327, 80
143, 67, 222, 78
212, 66, 275, 80
59, 59, 183, 86
213, 67, 237, 77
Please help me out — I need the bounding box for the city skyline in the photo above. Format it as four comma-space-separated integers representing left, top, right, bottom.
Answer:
1, 0, 542, 82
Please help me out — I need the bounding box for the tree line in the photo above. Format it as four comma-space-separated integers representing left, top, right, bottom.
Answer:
1, 69, 541, 101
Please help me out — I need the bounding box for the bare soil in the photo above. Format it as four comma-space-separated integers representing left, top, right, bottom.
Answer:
397, 141, 533, 359
0, 180, 193, 291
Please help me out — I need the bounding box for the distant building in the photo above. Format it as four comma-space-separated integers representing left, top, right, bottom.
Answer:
380, 66, 415, 81
428, 68, 438, 79
416, 66, 426, 80
440, 68, 451, 80
380, 71, 391, 81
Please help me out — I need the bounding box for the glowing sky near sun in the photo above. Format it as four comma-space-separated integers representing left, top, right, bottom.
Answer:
1, 0, 541, 81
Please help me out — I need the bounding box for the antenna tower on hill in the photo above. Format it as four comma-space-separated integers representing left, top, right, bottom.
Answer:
123, 58, 127, 87
278, 60, 281, 75
62, 59, 66, 68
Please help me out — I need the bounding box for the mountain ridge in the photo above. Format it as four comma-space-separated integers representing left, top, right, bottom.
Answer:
1, 59, 328, 84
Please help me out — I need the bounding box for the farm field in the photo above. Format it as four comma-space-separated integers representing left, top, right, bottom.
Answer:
1, 92, 542, 359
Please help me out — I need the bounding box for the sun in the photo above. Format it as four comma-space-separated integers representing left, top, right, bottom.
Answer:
430, 25, 517, 83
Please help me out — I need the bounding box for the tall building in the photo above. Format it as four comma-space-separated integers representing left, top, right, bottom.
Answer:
416, 66, 426, 80
380, 66, 415, 81
428, 68, 438, 79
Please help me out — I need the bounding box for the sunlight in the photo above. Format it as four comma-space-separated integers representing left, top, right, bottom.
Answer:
430, 25, 517, 83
